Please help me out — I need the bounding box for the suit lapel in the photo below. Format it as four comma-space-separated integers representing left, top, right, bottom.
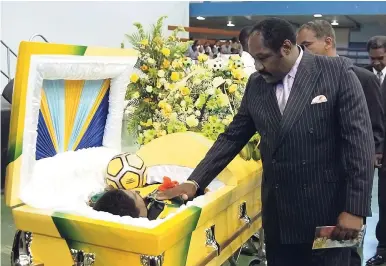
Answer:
275, 51, 321, 151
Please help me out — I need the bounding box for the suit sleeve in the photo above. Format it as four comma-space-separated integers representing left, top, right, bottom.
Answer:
363, 74, 384, 153
188, 77, 257, 190
337, 60, 375, 217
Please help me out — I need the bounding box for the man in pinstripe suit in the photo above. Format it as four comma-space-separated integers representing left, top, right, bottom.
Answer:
157, 18, 375, 266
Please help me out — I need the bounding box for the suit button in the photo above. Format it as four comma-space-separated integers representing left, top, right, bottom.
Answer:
302, 160, 306, 165
275, 184, 279, 189
272, 159, 277, 164
309, 128, 314, 134
303, 184, 307, 189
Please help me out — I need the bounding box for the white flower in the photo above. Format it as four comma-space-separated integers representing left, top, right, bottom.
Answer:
138, 125, 142, 130
186, 115, 199, 128
195, 110, 201, 117
146, 86, 153, 93
180, 100, 186, 107
206, 88, 215, 95
225, 79, 232, 85
187, 107, 193, 114
174, 93, 180, 99
158, 93, 164, 98
193, 78, 202, 85
212, 77, 225, 88
158, 70, 165, 78
160, 78, 167, 84
147, 58, 156, 65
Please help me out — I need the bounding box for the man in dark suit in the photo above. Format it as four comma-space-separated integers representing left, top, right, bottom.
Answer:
296, 20, 384, 266
296, 20, 384, 160
365, 36, 386, 266
157, 18, 374, 266
365, 36, 386, 86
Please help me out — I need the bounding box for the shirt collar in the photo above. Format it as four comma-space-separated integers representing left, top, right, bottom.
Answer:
373, 66, 386, 76
287, 46, 303, 79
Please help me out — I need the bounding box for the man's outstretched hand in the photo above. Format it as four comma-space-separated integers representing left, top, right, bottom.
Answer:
331, 212, 363, 240
156, 182, 198, 201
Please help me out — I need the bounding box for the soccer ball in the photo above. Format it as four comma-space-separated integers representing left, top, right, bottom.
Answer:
212, 61, 223, 72
233, 59, 244, 69
106, 153, 147, 190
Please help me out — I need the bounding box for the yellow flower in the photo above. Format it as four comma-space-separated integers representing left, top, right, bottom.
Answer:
171, 72, 180, 82
156, 79, 162, 89
172, 60, 181, 69
132, 92, 140, 99
139, 39, 149, 46
198, 53, 208, 62
158, 100, 167, 109
217, 93, 229, 107
180, 86, 191, 96
141, 65, 149, 71
186, 115, 199, 128
157, 130, 167, 137
130, 73, 139, 83
164, 103, 172, 113
232, 68, 245, 80
228, 84, 238, 94
163, 59, 170, 69
140, 119, 153, 127
161, 47, 171, 57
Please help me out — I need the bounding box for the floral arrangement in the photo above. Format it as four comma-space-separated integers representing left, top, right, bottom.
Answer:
122, 16, 260, 161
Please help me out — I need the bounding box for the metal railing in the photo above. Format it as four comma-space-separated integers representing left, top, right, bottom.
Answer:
1, 34, 49, 82
29, 34, 49, 43
1, 40, 17, 81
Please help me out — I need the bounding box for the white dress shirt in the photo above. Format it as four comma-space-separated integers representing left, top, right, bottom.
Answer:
276, 47, 304, 114
373, 67, 386, 85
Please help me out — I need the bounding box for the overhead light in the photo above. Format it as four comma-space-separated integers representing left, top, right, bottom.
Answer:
331, 20, 339, 26
227, 21, 235, 27
196, 16, 205, 20
313, 14, 323, 18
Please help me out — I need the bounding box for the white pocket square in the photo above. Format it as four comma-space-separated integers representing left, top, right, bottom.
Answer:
311, 95, 327, 104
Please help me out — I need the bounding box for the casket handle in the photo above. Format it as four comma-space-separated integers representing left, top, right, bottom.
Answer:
71, 249, 95, 266
205, 225, 220, 256
140, 253, 164, 266
239, 201, 251, 226
11, 230, 34, 266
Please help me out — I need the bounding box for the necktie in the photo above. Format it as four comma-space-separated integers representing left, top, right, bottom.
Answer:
278, 75, 291, 114
377, 71, 383, 84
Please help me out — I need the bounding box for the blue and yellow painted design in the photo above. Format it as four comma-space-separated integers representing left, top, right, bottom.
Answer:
5, 41, 137, 206
36, 79, 110, 160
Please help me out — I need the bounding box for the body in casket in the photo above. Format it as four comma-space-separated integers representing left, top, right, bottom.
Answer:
6, 42, 263, 266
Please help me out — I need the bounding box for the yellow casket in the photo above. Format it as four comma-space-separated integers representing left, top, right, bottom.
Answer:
5, 42, 263, 266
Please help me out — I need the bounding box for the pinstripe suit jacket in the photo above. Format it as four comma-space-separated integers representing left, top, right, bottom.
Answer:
189, 50, 375, 244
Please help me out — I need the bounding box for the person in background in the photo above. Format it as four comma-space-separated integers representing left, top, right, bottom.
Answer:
366, 36, 386, 86
231, 36, 243, 55
188, 40, 199, 60
221, 40, 232, 54
204, 41, 213, 58
157, 17, 374, 266
212, 40, 221, 58
365, 35, 386, 266
238, 26, 256, 76
296, 20, 385, 266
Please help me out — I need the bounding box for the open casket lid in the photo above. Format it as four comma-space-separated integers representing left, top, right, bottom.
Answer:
5, 41, 138, 207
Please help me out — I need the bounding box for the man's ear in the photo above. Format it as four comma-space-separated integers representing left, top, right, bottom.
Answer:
281, 40, 293, 56
325, 37, 334, 50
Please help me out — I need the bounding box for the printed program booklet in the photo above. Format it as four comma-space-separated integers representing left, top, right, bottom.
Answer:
312, 225, 366, 249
